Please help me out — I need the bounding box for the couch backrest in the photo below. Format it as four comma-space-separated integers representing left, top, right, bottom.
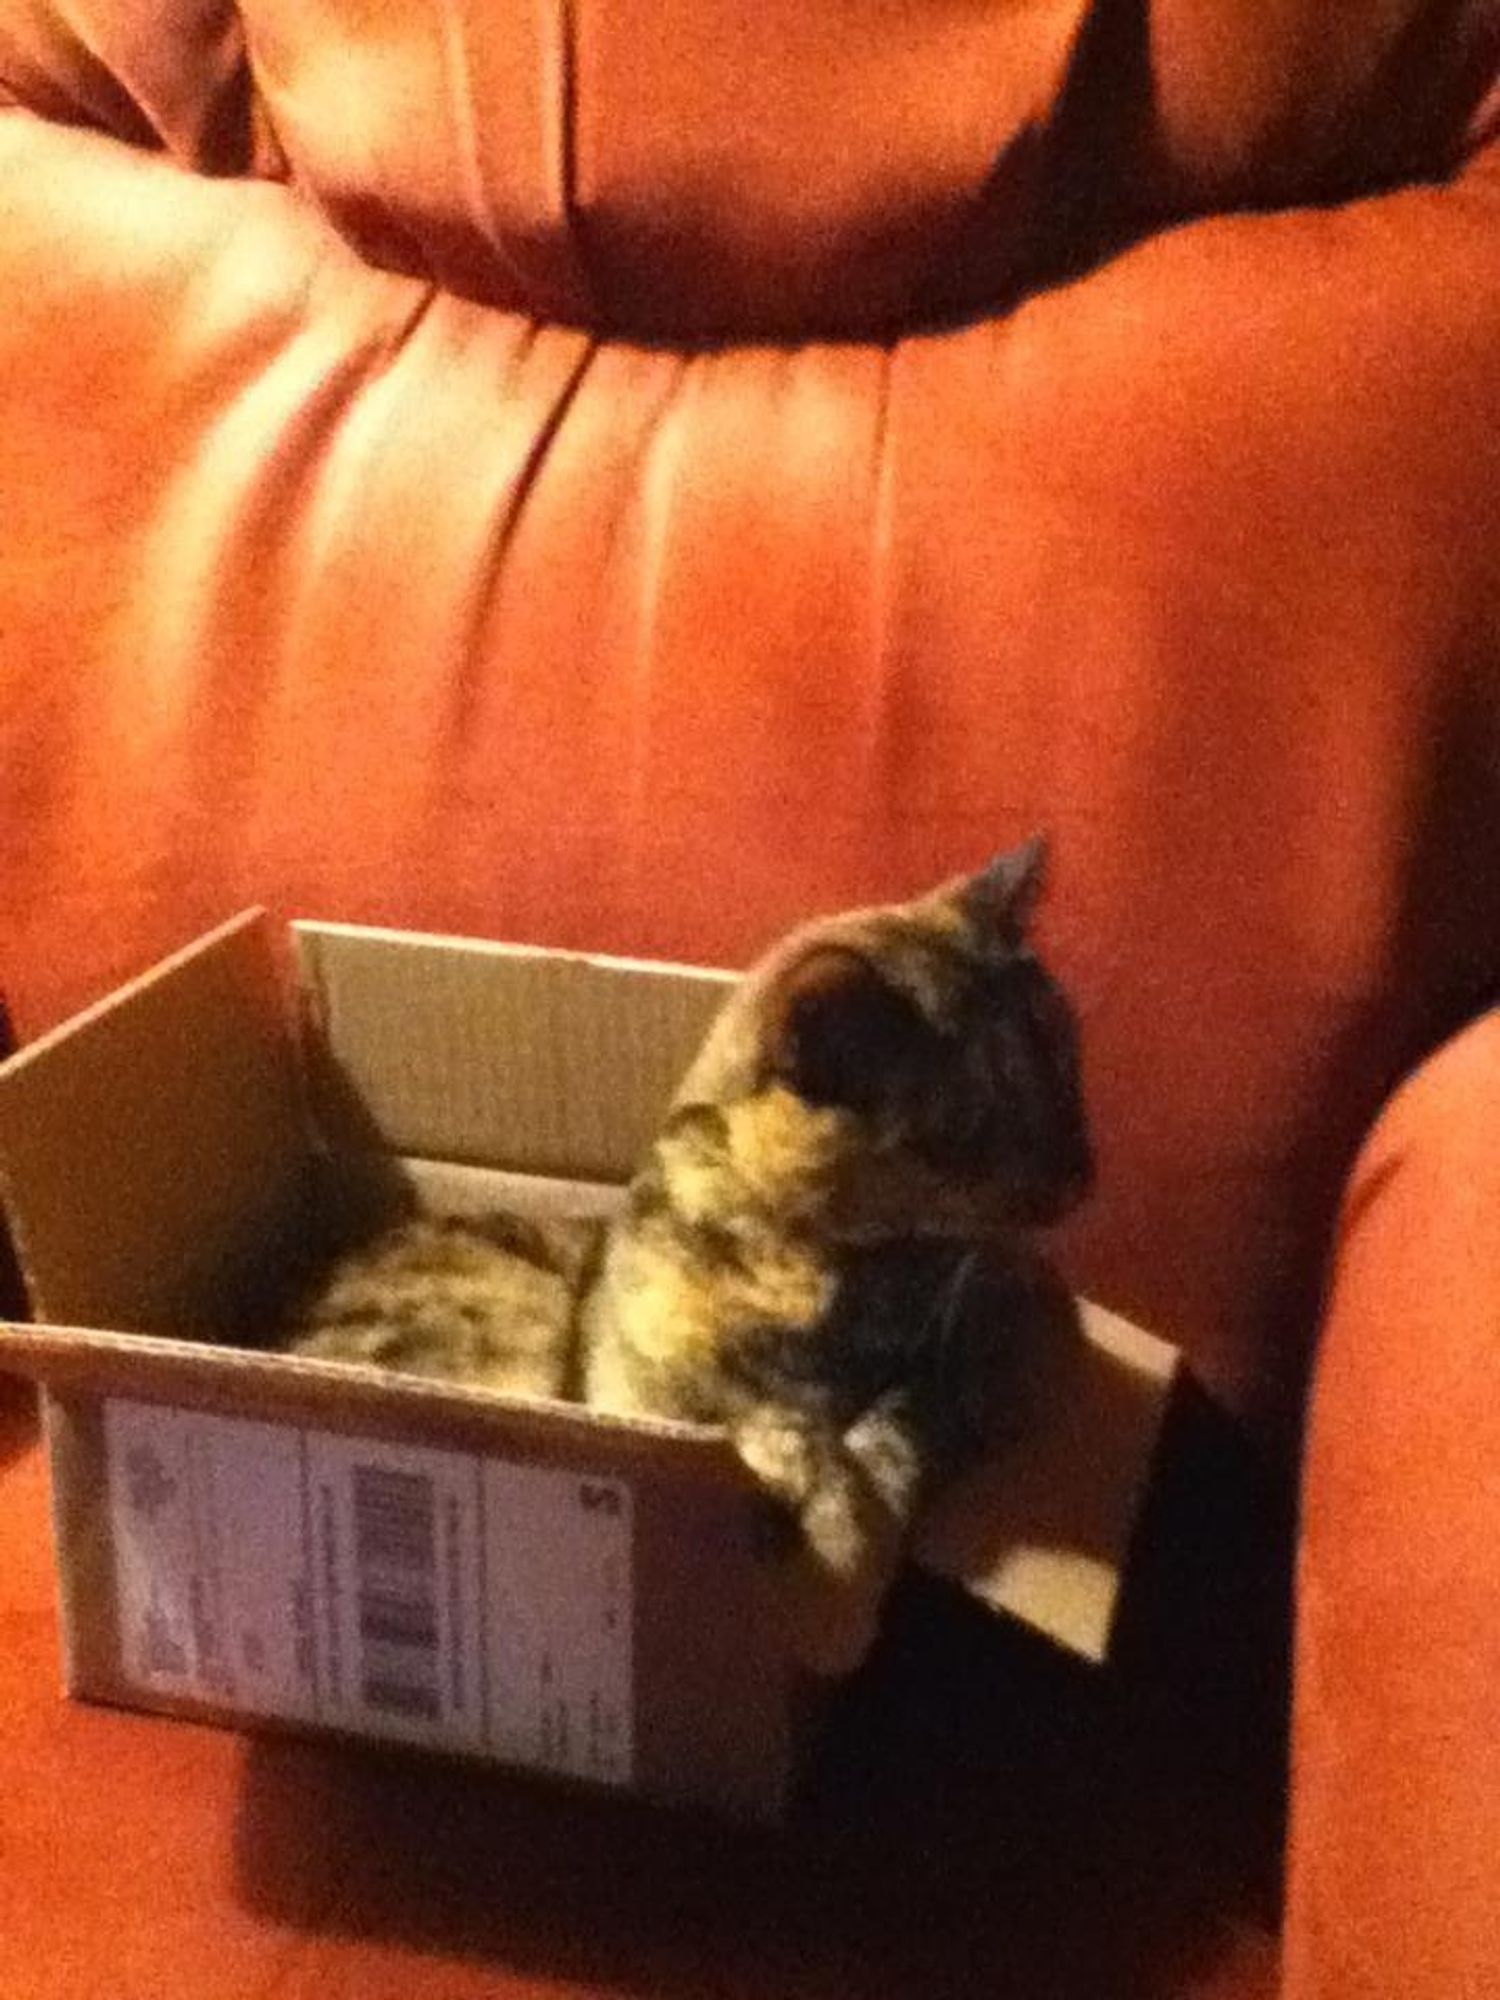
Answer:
3, 0, 1497, 339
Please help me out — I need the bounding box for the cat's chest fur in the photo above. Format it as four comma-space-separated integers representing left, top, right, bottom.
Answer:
579, 1089, 850, 1417
580, 1222, 833, 1412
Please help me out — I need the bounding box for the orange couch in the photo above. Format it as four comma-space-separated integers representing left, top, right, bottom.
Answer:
2, 3, 1499, 1994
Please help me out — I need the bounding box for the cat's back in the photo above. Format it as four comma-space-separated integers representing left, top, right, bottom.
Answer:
281, 1210, 603, 1399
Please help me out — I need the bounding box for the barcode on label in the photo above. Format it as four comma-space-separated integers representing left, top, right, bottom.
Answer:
352, 1464, 440, 1721
307, 1434, 485, 1750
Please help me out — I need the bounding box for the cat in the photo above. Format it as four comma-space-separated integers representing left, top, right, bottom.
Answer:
280, 836, 1091, 1671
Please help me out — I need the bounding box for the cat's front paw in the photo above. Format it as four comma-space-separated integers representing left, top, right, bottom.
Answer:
732, 1409, 821, 1515
736, 1420, 908, 1676
841, 1403, 924, 1521
756, 1541, 886, 1679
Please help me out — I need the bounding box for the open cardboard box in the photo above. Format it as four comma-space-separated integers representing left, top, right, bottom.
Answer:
0, 914, 1178, 1821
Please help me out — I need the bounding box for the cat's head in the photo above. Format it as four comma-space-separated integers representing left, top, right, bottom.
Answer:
668, 836, 1092, 1243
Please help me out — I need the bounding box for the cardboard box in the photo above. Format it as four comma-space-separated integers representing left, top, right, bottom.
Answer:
0, 913, 1178, 1820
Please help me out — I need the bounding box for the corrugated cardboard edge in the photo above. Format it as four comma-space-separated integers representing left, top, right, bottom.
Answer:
0, 1321, 751, 1489
42, 1391, 120, 1702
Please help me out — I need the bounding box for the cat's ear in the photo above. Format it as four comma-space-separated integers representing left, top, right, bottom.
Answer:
961, 833, 1049, 935
766, 947, 929, 1112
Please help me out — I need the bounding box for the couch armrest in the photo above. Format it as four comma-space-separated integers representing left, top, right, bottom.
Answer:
1286, 1008, 1500, 1997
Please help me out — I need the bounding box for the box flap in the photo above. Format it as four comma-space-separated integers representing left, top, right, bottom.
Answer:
0, 913, 306, 1332
914, 1301, 1179, 1662
294, 924, 732, 1180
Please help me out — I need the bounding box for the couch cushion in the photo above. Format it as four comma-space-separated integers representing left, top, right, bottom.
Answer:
0, 1405, 1282, 2000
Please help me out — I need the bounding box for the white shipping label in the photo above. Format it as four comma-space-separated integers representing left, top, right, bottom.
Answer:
483, 1461, 633, 1785
102, 1400, 635, 1785
103, 1403, 317, 1722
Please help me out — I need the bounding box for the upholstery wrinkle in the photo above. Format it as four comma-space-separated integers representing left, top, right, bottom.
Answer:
442, 320, 598, 743
440, 3, 541, 316
621, 347, 696, 899
552, 0, 596, 323
859, 337, 900, 815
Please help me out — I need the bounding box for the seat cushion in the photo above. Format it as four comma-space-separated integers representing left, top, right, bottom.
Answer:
0, 1382, 1281, 2000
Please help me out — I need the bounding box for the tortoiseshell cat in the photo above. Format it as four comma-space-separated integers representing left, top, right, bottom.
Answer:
282, 838, 1091, 1670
